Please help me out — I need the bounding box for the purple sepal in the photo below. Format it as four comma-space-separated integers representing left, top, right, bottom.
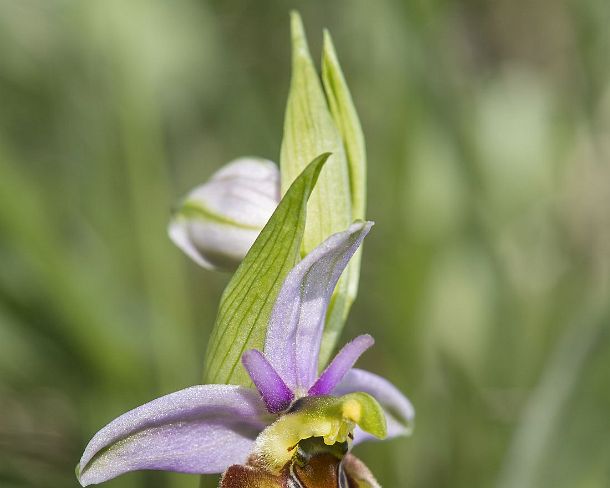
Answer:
308, 334, 374, 396
242, 349, 295, 413
77, 385, 270, 486
265, 221, 374, 392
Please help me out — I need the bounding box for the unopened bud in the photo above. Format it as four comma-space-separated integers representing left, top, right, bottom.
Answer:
169, 157, 280, 271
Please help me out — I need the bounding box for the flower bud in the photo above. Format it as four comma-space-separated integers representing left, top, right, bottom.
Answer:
169, 157, 280, 271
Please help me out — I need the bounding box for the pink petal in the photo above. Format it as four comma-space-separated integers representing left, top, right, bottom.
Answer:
77, 385, 270, 486
242, 349, 294, 413
308, 334, 374, 396
264, 221, 373, 392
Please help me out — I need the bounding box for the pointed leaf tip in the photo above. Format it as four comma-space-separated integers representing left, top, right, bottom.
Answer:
322, 29, 366, 221
289, 11, 309, 57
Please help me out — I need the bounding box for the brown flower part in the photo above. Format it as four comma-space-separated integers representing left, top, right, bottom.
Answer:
220, 437, 381, 488
220, 464, 282, 488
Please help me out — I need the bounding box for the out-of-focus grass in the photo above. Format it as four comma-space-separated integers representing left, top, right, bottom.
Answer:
0, 1, 608, 487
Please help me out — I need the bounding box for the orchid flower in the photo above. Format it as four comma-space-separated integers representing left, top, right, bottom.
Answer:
169, 157, 280, 271
76, 221, 414, 487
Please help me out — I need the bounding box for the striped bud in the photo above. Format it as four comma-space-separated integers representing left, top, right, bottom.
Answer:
169, 157, 280, 271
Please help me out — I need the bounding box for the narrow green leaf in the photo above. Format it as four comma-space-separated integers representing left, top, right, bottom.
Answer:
322, 30, 367, 222
203, 153, 330, 386
280, 12, 352, 253
320, 31, 369, 364
280, 11, 353, 365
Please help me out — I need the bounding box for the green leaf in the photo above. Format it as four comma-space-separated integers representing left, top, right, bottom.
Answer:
280, 11, 354, 366
203, 153, 330, 386
280, 12, 351, 254
322, 30, 367, 222
320, 29, 369, 365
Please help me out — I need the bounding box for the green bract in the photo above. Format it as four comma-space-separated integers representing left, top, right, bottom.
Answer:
281, 12, 368, 365
322, 31, 367, 222
204, 154, 329, 386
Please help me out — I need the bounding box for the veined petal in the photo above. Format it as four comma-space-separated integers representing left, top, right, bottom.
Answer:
265, 221, 373, 393
77, 385, 270, 486
242, 349, 295, 413
333, 368, 414, 444
309, 334, 374, 396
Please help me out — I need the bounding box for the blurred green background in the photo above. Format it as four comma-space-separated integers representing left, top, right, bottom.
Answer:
1, 0, 609, 487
